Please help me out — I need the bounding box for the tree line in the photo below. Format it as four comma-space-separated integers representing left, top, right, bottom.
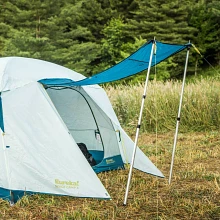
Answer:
0, 0, 219, 81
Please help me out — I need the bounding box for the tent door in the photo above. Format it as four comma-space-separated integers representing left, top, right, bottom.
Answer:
45, 87, 105, 164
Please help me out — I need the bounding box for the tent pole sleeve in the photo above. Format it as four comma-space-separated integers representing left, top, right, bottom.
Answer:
123, 39, 156, 205
168, 46, 190, 185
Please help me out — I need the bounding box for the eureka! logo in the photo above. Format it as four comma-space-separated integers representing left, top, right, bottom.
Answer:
106, 158, 115, 164
55, 179, 79, 189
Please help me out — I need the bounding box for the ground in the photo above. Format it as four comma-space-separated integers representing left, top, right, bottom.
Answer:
0, 131, 219, 219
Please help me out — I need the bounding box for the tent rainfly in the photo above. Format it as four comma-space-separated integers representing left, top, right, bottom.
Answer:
0, 56, 164, 204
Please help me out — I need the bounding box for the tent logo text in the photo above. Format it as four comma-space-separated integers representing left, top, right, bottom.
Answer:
55, 179, 79, 189
106, 158, 115, 164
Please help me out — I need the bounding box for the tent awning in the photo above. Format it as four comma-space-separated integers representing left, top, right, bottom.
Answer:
40, 40, 191, 86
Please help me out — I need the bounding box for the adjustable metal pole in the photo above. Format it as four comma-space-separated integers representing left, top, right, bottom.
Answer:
168, 45, 190, 185
123, 39, 156, 205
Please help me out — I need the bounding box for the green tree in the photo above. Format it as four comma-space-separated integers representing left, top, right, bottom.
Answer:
189, 0, 220, 71
48, 1, 103, 76
0, 0, 65, 60
79, 0, 112, 41
123, 0, 197, 79
0, 0, 19, 56
109, 0, 139, 20
1, 0, 218, 81
127, 0, 196, 42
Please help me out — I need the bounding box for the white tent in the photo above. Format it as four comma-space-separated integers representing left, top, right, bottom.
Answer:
0, 57, 164, 203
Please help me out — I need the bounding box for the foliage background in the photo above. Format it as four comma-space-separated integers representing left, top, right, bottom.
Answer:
0, 0, 219, 81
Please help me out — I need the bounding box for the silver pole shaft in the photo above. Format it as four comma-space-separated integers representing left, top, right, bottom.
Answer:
123, 39, 156, 205
168, 46, 190, 185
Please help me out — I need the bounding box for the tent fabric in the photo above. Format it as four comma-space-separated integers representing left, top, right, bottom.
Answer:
119, 128, 163, 176
39, 40, 191, 86
1, 82, 110, 200
0, 57, 85, 92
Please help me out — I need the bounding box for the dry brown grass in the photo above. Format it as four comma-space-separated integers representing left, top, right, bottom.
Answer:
105, 79, 220, 133
0, 131, 219, 219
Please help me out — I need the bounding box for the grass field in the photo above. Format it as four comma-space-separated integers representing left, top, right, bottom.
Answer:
0, 132, 219, 219
0, 78, 219, 219
105, 78, 219, 133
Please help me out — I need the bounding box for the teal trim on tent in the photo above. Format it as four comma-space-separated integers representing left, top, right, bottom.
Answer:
88, 151, 124, 173
0, 187, 110, 204
39, 78, 75, 86
93, 155, 124, 173
0, 95, 4, 132
89, 150, 104, 164
0, 187, 34, 203
39, 40, 191, 87
0, 187, 10, 201
41, 78, 74, 86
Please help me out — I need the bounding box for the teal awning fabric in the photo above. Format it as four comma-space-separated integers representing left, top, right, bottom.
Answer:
40, 40, 191, 86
